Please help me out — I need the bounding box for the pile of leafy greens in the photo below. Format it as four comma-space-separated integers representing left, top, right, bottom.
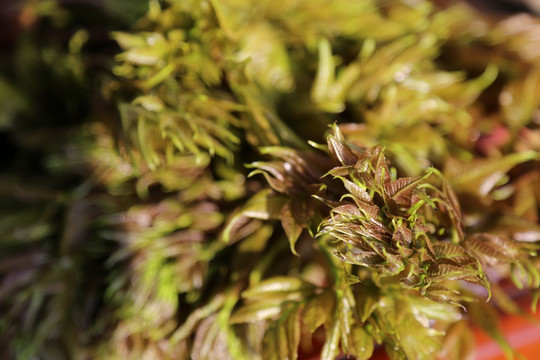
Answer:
1, 0, 540, 359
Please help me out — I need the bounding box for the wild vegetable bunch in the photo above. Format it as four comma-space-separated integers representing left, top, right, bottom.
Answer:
2, 0, 540, 359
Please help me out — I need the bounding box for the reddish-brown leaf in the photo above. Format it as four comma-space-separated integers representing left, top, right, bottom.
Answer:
384, 176, 422, 207
392, 225, 413, 246
327, 128, 361, 166
342, 179, 372, 203
370, 146, 391, 185
352, 199, 380, 218
465, 233, 520, 265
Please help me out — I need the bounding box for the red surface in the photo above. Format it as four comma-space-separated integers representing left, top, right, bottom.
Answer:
474, 298, 540, 360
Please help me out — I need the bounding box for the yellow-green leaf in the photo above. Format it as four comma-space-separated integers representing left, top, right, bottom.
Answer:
281, 202, 303, 256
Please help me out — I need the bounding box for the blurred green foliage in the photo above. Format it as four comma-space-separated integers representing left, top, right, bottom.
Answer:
2, 0, 540, 359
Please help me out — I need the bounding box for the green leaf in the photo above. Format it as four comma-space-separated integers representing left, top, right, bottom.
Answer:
394, 312, 443, 360
351, 327, 374, 360
356, 286, 379, 322
311, 39, 344, 113
132, 95, 164, 112
262, 321, 288, 360
237, 23, 294, 92
321, 309, 341, 360
122, 46, 165, 66
208, 0, 242, 40
242, 276, 316, 302
236, 85, 305, 148
222, 189, 286, 243
230, 302, 284, 324
407, 295, 462, 323
261, 304, 301, 360
281, 202, 303, 256
285, 306, 301, 360
111, 31, 146, 49
532, 289, 540, 313
424, 285, 462, 306
385, 342, 407, 360
302, 290, 335, 333
448, 152, 538, 197
501, 64, 540, 128
338, 292, 354, 354
439, 321, 475, 360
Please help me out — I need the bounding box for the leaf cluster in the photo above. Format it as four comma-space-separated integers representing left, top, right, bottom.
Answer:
2, 0, 540, 360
